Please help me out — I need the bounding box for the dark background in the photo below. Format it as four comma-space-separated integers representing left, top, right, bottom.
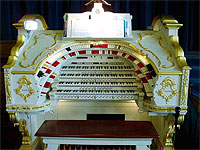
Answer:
0, 0, 199, 149
0, 0, 199, 54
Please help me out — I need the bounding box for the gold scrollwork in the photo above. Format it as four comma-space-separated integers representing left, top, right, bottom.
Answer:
6, 102, 51, 111
19, 33, 60, 68
8, 112, 31, 145
157, 77, 178, 104
170, 35, 191, 70
13, 14, 48, 30
3, 35, 25, 69
15, 76, 35, 102
181, 70, 188, 105
5, 70, 11, 104
164, 121, 178, 146
18, 119, 31, 145
143, 101, 187, 113
137, 33, 175, 69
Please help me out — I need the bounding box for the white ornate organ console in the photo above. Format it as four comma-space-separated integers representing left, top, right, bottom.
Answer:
3, 1, 191, 150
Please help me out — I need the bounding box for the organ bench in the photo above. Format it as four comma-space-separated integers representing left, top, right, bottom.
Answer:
35, 120, 159, 150
3, 1, 190, 150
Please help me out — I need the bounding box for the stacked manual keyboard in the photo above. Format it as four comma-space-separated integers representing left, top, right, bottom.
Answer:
49, 59, 144, 101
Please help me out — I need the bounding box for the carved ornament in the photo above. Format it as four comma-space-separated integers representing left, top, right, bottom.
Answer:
15, 76, 35, 102
181, 70, 188, 105
5, 70, 11, 104
137, 33, 175, 69
157, 77, 178, 104
19, 33, 60, 68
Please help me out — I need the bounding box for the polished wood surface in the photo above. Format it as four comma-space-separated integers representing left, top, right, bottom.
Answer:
35, 120, 159, 138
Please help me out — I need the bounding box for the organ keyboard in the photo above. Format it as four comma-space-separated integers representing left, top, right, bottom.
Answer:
50, 55, 144, 101
3, 1, 191, 149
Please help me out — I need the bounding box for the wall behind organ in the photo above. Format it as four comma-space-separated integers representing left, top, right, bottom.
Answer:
0, 0, 199, 53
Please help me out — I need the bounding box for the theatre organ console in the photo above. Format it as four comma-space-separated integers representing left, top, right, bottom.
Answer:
3, 1, 191, 150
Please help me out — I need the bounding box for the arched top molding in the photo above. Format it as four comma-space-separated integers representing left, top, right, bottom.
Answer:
36, 41, 158, 98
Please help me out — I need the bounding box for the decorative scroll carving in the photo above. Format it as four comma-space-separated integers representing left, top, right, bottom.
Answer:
15, 76, 35, 102
19, 33, 60, 68
137, 33, 175, 69
8, 113, 31, 145
164, 121, 176, 146
181, 70, 188, 105
6, 102, 51, 111
143, 101, 187, 113
157, 77, 178, 104
3, 35, 25, 69
18, 119, 32, 145
5, 70, 11, 104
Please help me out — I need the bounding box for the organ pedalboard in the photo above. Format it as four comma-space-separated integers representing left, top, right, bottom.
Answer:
49, 55, 145, 101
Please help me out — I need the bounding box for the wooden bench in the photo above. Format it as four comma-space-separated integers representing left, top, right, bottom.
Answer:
35, 120, 159, 150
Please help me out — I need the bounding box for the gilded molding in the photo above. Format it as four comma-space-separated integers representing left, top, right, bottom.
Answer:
11, 40, 159, 75
13, 14, 48, 30
3, 35, 25, 68
160, 16, 183, 29
181, 70, 188, 105
137, 33, 175, 69
19, 33, 60, 68
143, 101, 187, 113
158, 72, 182, 75
8, 112, 18, 126
6, 102, 51, 111
164, 121, 176, 146
8, 113, 31, 145
170, 35, 191, 70
15, 76, 35, 102
5, 70, 11, 104
157, 77, 178, 104
18, 119, 32, 145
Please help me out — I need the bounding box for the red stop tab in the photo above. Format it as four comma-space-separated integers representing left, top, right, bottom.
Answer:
78, 50, 86, 55
138, 62, 144, 68
128, 56, 136, 62
44, 82, 51, 88
112, 51, 118, 55
45, 69, 52, 74
52, 61, 60, 67
140, 77, 148, 83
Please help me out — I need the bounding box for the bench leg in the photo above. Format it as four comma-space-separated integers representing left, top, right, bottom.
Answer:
46, 144, 59, 150
136, 145, 150, 150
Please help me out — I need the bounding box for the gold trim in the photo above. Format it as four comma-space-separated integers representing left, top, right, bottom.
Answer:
15, 76, 35, 102
160, 16, 183, 29
3, 35, 25, 68
20, 137, 42, 150
13, 14, 48, 30
151, 16, 159, 27
11, 40, 159, 75
11, 71, 36, 74
18, 119, 32, 145
164, 121, 176, 146
143, 102, 187, 113
157, 77, 178, 104
170, 35, 191, 69
19, 33, 60, 68
8, 112, 18, 125
158, 72, 182, 75
137, 33, 175, 69
6, 102, 51, 111
16, 76, 35, 102
181, 70, 188, 105
5, 70, 11, 104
